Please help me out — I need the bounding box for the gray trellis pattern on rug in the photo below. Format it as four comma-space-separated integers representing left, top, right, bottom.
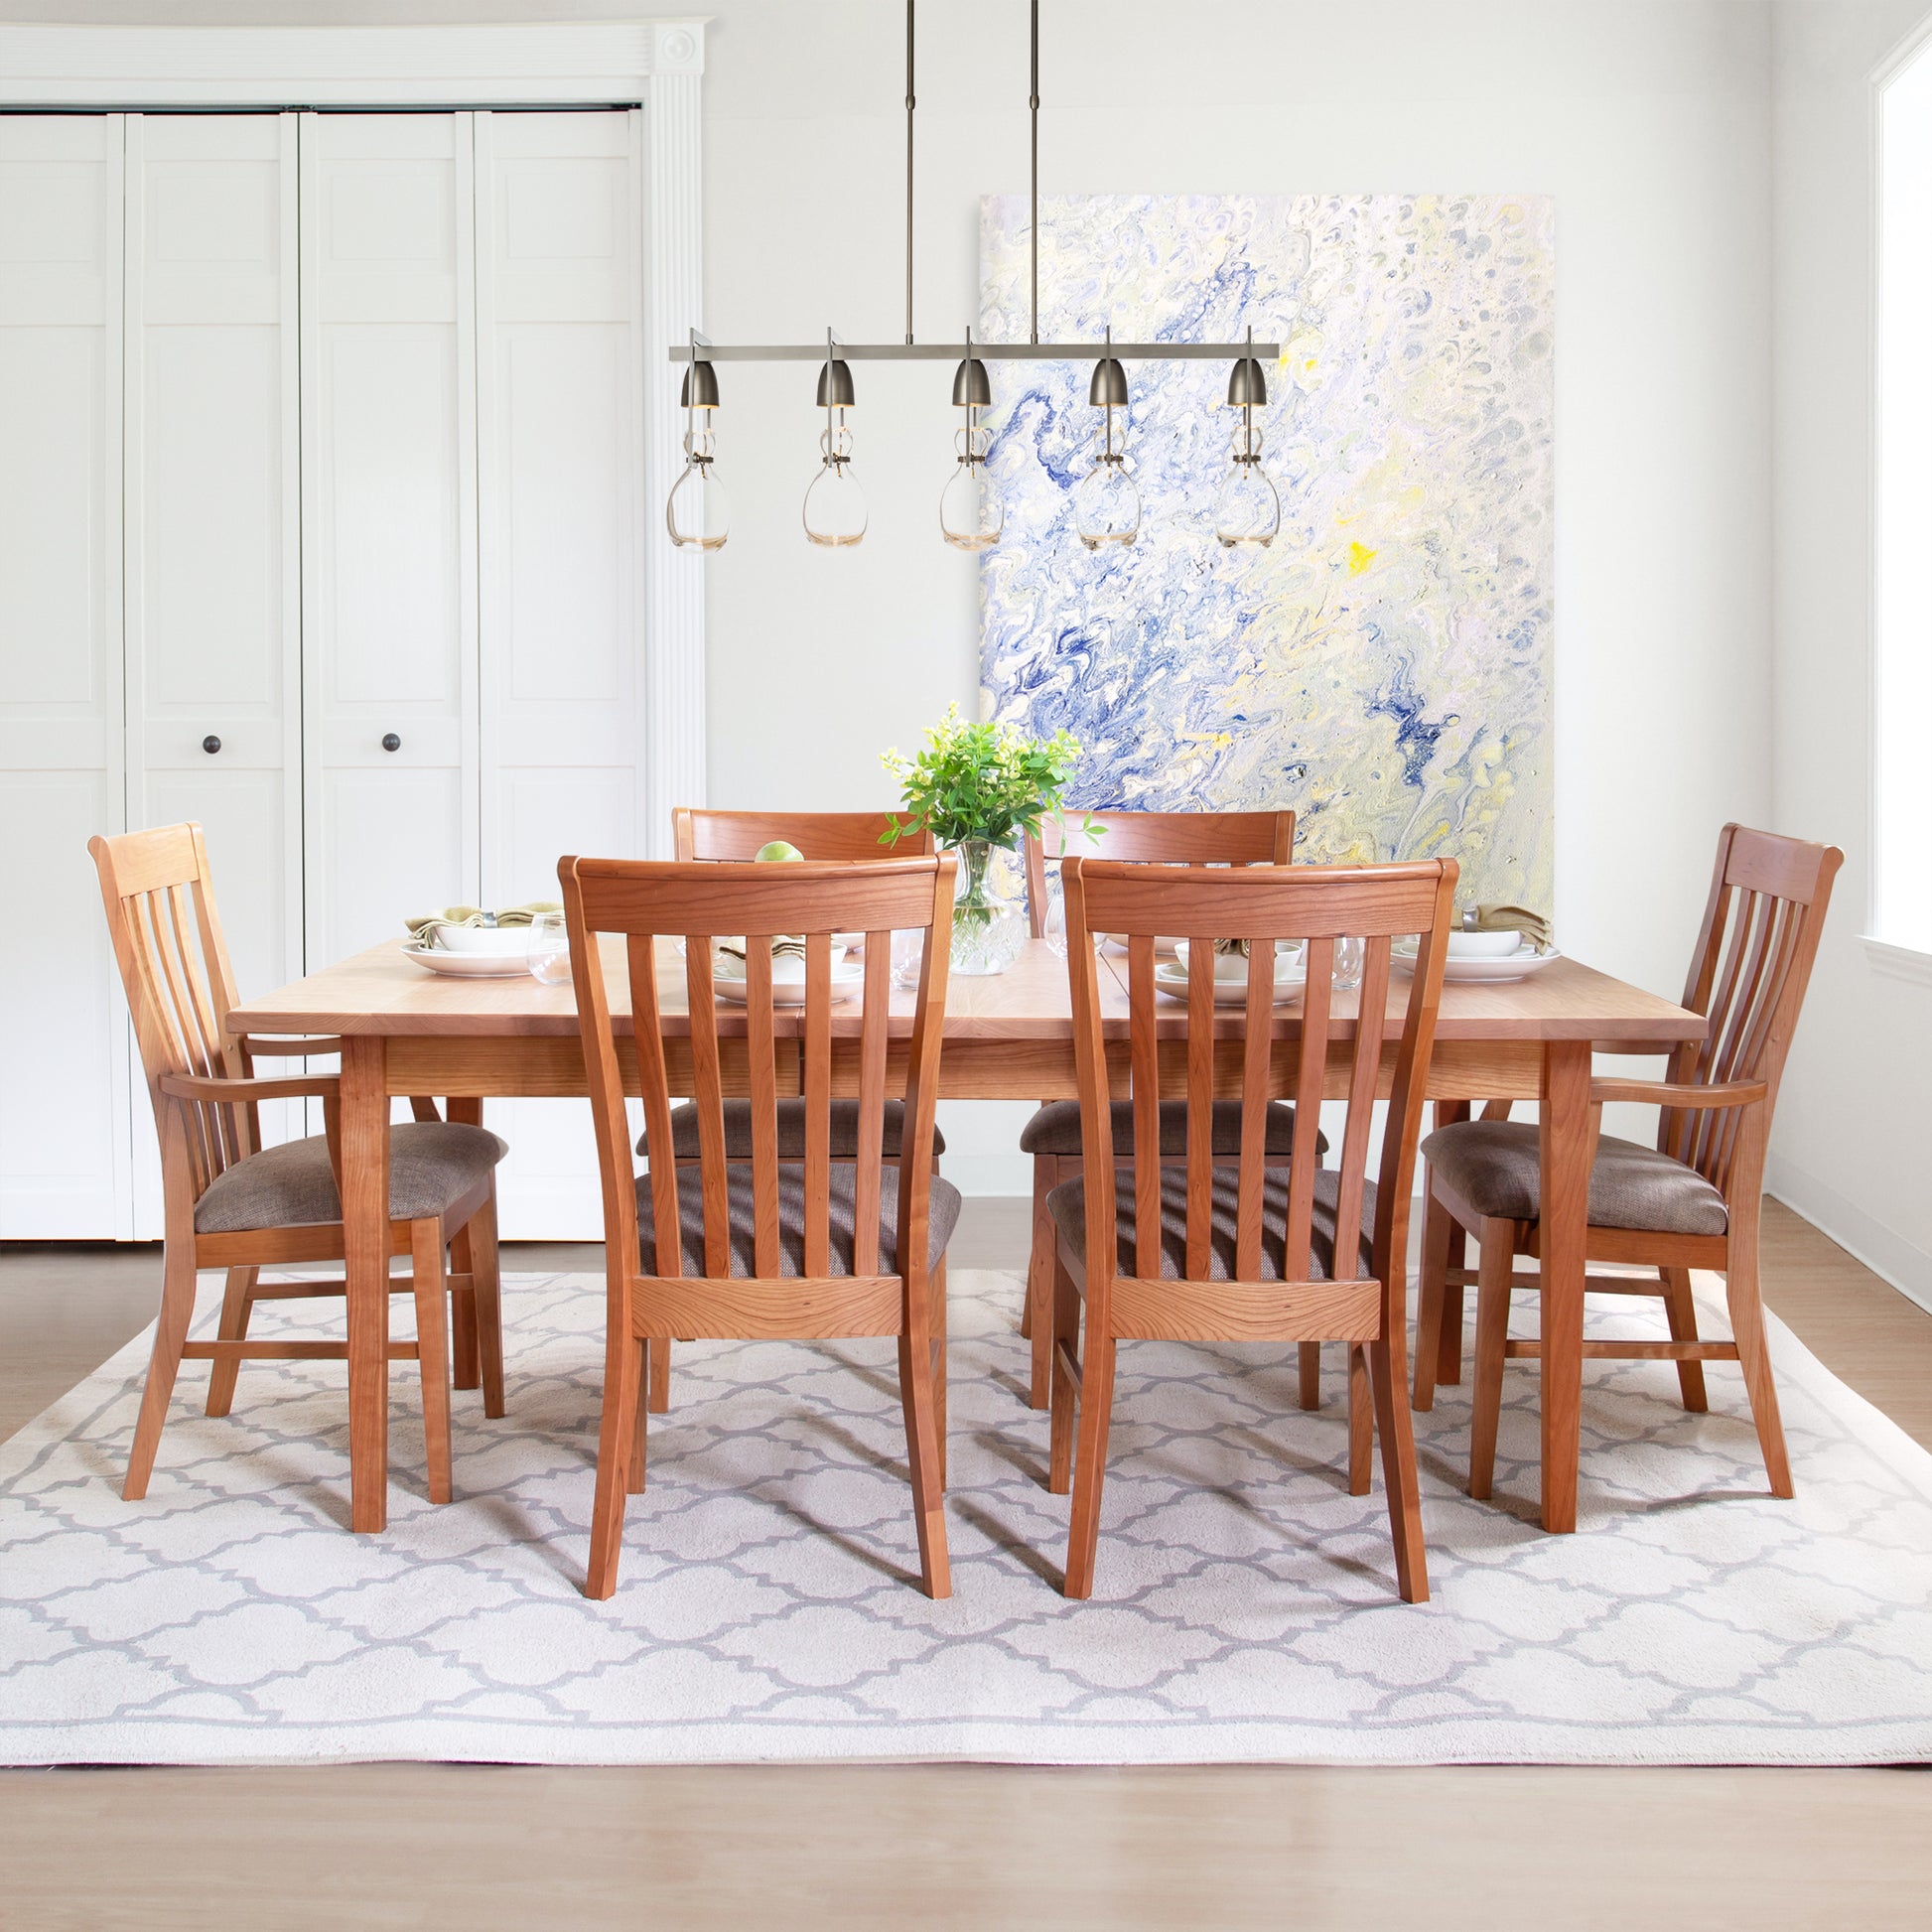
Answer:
2, 1270, 1930, 1766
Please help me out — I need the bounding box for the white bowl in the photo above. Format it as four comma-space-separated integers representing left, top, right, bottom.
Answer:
1172, 939, 1304, 981
1446, 929, 1525, 959
435, 924, 537, 957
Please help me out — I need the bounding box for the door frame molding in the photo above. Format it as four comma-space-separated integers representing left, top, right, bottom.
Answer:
0, 18, 707, 858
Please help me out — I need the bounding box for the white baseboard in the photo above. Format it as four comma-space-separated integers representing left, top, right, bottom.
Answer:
1765, 1157, 1932, 1316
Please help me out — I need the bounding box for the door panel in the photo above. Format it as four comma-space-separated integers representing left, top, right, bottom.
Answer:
476, 109, 645, 1236
125, 113, 302, 1230
0, 116, 130, 1237
300, 112, 478, 971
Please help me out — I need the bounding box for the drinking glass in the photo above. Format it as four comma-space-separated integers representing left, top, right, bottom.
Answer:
1332, 935, 1364, 991
528, 910, 572, 986
1042, 865, 1068, 959
891, 926, 925, 990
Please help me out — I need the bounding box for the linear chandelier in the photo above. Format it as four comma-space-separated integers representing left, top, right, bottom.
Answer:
664, 1, 1287, 556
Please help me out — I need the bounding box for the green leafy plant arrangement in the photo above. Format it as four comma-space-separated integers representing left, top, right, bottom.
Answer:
879, 704, 1088, 852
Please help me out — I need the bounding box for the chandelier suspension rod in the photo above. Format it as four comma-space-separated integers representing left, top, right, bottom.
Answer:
904, 0, 915, 346
1030, 0, 1039, 345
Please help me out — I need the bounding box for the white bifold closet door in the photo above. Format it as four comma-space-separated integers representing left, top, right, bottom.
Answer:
299, 112, 478, 970
124, 114, 304, 1232
0, 116, 131, 1236
474, 109, 647, 1236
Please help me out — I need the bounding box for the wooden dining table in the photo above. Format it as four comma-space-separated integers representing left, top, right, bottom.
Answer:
229, 935, 1707, 1539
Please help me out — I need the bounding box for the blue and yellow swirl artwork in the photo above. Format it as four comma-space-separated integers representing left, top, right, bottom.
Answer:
979, 194, 1554, 909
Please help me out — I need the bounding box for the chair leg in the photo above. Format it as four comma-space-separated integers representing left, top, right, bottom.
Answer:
204, 1265, 258, 1418
931, 1255, 949, 1493
123, 1242, 202, 1501
1366, 1333, 1430, 1604
585, 1303, 643, 1600
410, 1219, 454, 1506
1298, 1341, 1321, 1411
1413, 1179, 1454, 1411
1047, 1249, 1080, 1495
1659, 1265, 1708, 1413
1027, 1156, 1056, 1409
627, 1338, 649, 1494
897, 1275, 952, 1600
648, 1336, 672, 1414
1724, 1234, 1793, 1498
1062, 1327, 1117, 1599
1467, 1218, 1515, 1502
466, 1189, 505, 1419
449, 1221, 482, 1393
1347, 1344, 1373, 1495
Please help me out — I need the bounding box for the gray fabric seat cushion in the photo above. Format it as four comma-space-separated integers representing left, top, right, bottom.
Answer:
637, 1098, 943, 1162
1420, 1119, 1728, 1237
636, 1162, 961, 1278
1019, 1098, 1324, 1160
194, 1122, 507, 1234
1045, 1167, 1377, 1282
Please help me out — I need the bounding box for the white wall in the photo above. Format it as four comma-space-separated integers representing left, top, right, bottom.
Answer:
1768, 0, 1932, 1305
2, 0, 1781, 1196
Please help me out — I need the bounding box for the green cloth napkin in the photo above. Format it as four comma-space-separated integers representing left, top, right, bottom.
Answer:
1468, 903, 1553, 949
405, 902, 563, 949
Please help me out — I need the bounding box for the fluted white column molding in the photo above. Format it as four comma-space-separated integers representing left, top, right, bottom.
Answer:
641, 22, 707, 858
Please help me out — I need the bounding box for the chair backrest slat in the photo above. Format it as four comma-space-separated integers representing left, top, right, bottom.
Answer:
674, 807, 934, 863
681, 934, 735, 1279
562, 857, 953, 1293
1183, 934, 1216, 1279
1330, 934, 1392, 1282
1663, 825, 1843, 1194
801, 933, 834, 1279
1127, 936, 1163, 1280
1062, 858, 1454, 1315
743, 935, 782, 1276
1026, 808, 1294, 935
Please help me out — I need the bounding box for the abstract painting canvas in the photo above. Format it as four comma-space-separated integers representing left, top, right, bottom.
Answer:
979, 194, 1555, 907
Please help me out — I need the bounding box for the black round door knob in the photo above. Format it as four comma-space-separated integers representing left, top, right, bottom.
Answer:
381, 733, 401, 753
202, 735, 221, 755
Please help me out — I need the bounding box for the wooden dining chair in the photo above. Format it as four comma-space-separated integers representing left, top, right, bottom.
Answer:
647, 808, 945, 1415
561, 850, 959, 1600
1046, 855, 1455, 1601
88, 823, 507, 1505
1412, 824, 1843, 1509
1016, 810, 1316, 1414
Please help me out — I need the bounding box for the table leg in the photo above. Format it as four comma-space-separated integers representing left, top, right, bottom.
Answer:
343, 1035, 392, 1534
1538, 1039, 1591, 1534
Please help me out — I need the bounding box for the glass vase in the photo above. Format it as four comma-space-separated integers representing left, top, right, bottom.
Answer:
947, 838, 1026, 976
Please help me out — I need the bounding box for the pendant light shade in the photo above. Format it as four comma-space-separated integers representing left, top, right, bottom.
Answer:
1212, 329, 1280, 549
804, 341, 867, 547
666, 342, 730, 551
939, 332, 1004, 552
1074, 330, 1141, 550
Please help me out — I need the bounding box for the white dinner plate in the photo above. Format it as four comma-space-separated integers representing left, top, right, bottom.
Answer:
712, 963, 867, 1006
1394, 941, 1565, 983
1154, 956, 1306, 1006
401, 943, 538, 979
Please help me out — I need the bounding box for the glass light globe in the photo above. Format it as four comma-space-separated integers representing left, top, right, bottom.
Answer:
803, 419, 867, 547
1074, 451, 1141, 549
939, 424, 1004, 552
666, 432, 731, 551
1213, 426, 1280, 549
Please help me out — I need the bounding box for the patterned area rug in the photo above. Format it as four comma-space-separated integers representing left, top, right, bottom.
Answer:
3, 1269, 1931, 1767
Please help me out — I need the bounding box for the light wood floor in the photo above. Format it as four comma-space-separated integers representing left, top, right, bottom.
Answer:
2, 1197, 1929, 1928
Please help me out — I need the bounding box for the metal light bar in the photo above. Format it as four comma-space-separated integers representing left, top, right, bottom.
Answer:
670, 342, 1280, 363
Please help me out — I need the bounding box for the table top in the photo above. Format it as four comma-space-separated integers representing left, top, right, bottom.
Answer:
230, 937, 1707, 1047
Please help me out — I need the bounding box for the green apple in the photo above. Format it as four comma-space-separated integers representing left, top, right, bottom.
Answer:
755, 840, 804, 864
